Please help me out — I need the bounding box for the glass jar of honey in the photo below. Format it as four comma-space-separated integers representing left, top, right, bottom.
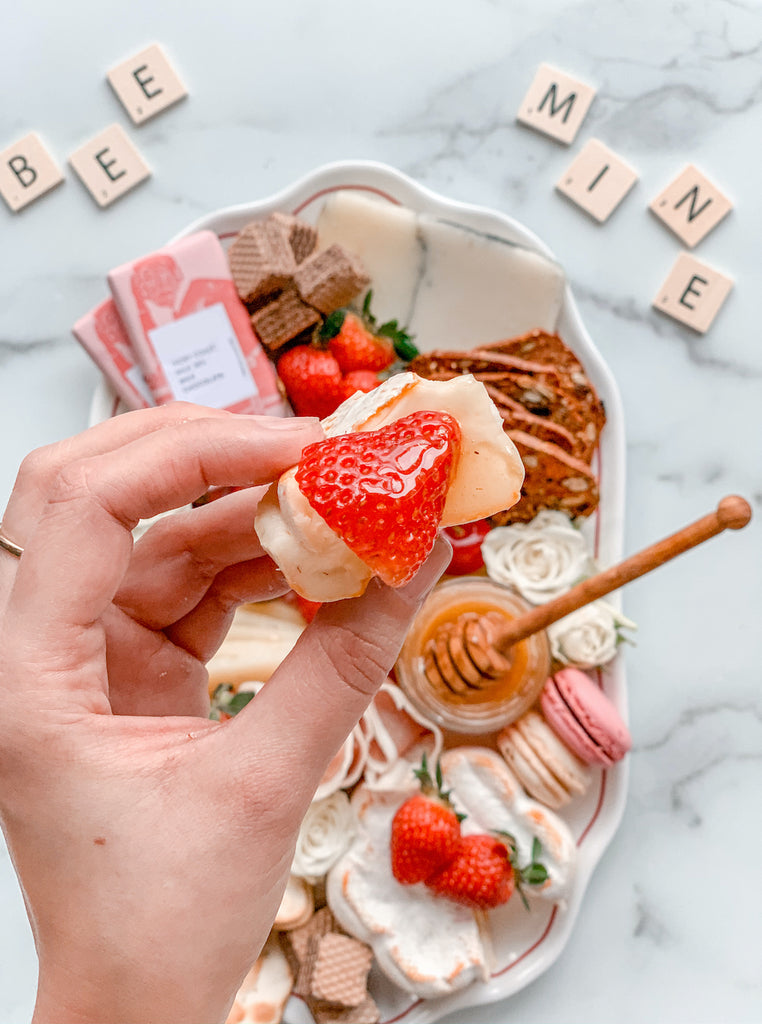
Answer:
395, 578, 550, 734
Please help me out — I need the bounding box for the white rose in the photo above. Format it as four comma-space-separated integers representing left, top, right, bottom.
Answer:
482, 510, 592, 604
291, 791, 357, 883
548, 600, 636, 669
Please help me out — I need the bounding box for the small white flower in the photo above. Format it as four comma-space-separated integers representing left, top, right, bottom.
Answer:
482, 510, 593, 604
291, 790, 357, 883
548, 600, 637, 669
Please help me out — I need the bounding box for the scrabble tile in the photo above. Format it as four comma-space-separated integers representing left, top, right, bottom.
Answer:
516, 63, 596, 145
107, 43, 188, 125
69, 124, 150, 208
652, 252, 733, 333
0, 132, 64, 212
556, 138, 638, 222
649, 164, 732, 248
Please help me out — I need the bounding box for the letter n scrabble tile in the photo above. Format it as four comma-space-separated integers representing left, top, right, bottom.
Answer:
69, 124, 151, 208
107, 43, 188, 125
653, 252, 733, 333
0, 132, 64, 212
556, 138, 638, 222
649, 164, 732, 248
516, 63, 596, 145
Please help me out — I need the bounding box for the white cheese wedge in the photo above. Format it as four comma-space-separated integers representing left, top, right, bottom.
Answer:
315, 190, 566, 351
316, 191, 422, 325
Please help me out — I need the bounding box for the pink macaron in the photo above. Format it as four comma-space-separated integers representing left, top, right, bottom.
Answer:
540, 667, 631, 767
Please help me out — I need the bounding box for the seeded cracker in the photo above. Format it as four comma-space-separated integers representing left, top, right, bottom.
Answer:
292, 244, 370, 314
228, 218, 297, 304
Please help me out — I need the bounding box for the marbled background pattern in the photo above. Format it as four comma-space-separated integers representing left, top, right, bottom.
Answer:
1, 1, 761, 1022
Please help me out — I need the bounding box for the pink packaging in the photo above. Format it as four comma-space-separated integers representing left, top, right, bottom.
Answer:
72, 298, 154, 411
107, 230, 286, 415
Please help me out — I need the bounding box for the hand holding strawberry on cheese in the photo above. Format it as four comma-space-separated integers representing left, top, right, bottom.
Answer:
256, 372, 524, 602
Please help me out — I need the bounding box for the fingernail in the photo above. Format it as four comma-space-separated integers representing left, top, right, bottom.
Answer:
399, 536, 452, 604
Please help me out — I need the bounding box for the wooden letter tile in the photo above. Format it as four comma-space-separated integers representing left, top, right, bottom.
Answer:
0, 132, 64, 212
516, 63, 596, 145
556, 138, 638, 222
652, 252, 733, 333
107, 43, 188, 125
649, 164, 732, 248
69, 124, 150, 208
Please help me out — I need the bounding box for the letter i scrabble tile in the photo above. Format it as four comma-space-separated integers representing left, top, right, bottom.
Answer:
556, 138, 639, 222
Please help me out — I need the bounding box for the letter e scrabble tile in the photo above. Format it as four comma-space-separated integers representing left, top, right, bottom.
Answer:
516, 63, 596, 145
69, 124, 150, 208
556, 138, 638, 222
0, 132, 64, 213
107, 43, 188, 125
653, 252, 733, 333
649, 164, 732, 248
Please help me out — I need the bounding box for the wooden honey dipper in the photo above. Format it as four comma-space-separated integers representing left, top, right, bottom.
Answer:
424, 495, 752, 695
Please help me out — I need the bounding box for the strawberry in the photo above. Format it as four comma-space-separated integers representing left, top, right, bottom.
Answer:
426, 833, 514, 910
390, 755, 463, 885
295, 410, 461, 587
327, 311, 395, 374
341, 368, 381, 400
276, 345, 344, 419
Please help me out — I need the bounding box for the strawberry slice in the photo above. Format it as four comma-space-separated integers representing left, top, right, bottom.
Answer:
295, 410, 461, 587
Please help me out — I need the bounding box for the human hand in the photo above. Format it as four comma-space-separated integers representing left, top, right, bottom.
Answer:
0, 404, 449, 1024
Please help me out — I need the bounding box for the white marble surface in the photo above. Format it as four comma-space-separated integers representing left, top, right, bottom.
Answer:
1, 2, 761, 1022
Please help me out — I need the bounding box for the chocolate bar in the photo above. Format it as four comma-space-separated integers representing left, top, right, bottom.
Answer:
72, 298, 154, 410
108, 230, 286, 415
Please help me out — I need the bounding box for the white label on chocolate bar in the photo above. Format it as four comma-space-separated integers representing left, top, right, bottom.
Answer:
125, 365, 156, 406
149, 303, 258, 407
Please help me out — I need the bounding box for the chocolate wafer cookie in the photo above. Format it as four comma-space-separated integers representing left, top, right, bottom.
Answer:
228, 218, 297, 304
270, 211, 318, 264
292, 244, 369, 314
250, 285, 321, 355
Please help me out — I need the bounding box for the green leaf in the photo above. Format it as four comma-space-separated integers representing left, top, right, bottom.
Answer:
227, 690, 257, 714
523, 863, 549, 886
318, 309, 346, 341
362, 290, 375, 324
531, 837, 542, 862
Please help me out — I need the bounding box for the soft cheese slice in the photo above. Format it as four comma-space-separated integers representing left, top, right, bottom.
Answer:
256, 374, 524, 601
410, 215, 566, 348
316, 191, 422, 325
315, 190, 566, 351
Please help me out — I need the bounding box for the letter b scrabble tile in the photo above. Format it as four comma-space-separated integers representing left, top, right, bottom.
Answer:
0, 132, 64, 212
649, 164, 732, 248
69, 124, 150, 207
516, 63, 596, 145
107, 43, 188, 125
653, 252, 733, 333
556, 139, 638, 222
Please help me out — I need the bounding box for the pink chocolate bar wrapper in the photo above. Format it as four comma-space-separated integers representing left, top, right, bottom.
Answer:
107, 230, 286, 416
72, 298, 154, 411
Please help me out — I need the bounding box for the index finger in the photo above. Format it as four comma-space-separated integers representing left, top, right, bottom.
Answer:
7, 416, 321, 637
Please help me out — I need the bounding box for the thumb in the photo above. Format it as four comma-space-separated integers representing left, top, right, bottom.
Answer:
227, 537, 451, 788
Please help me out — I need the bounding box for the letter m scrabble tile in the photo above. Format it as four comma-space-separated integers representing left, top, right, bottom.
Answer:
516, 63, 596, 145
649, 164, 732, 248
